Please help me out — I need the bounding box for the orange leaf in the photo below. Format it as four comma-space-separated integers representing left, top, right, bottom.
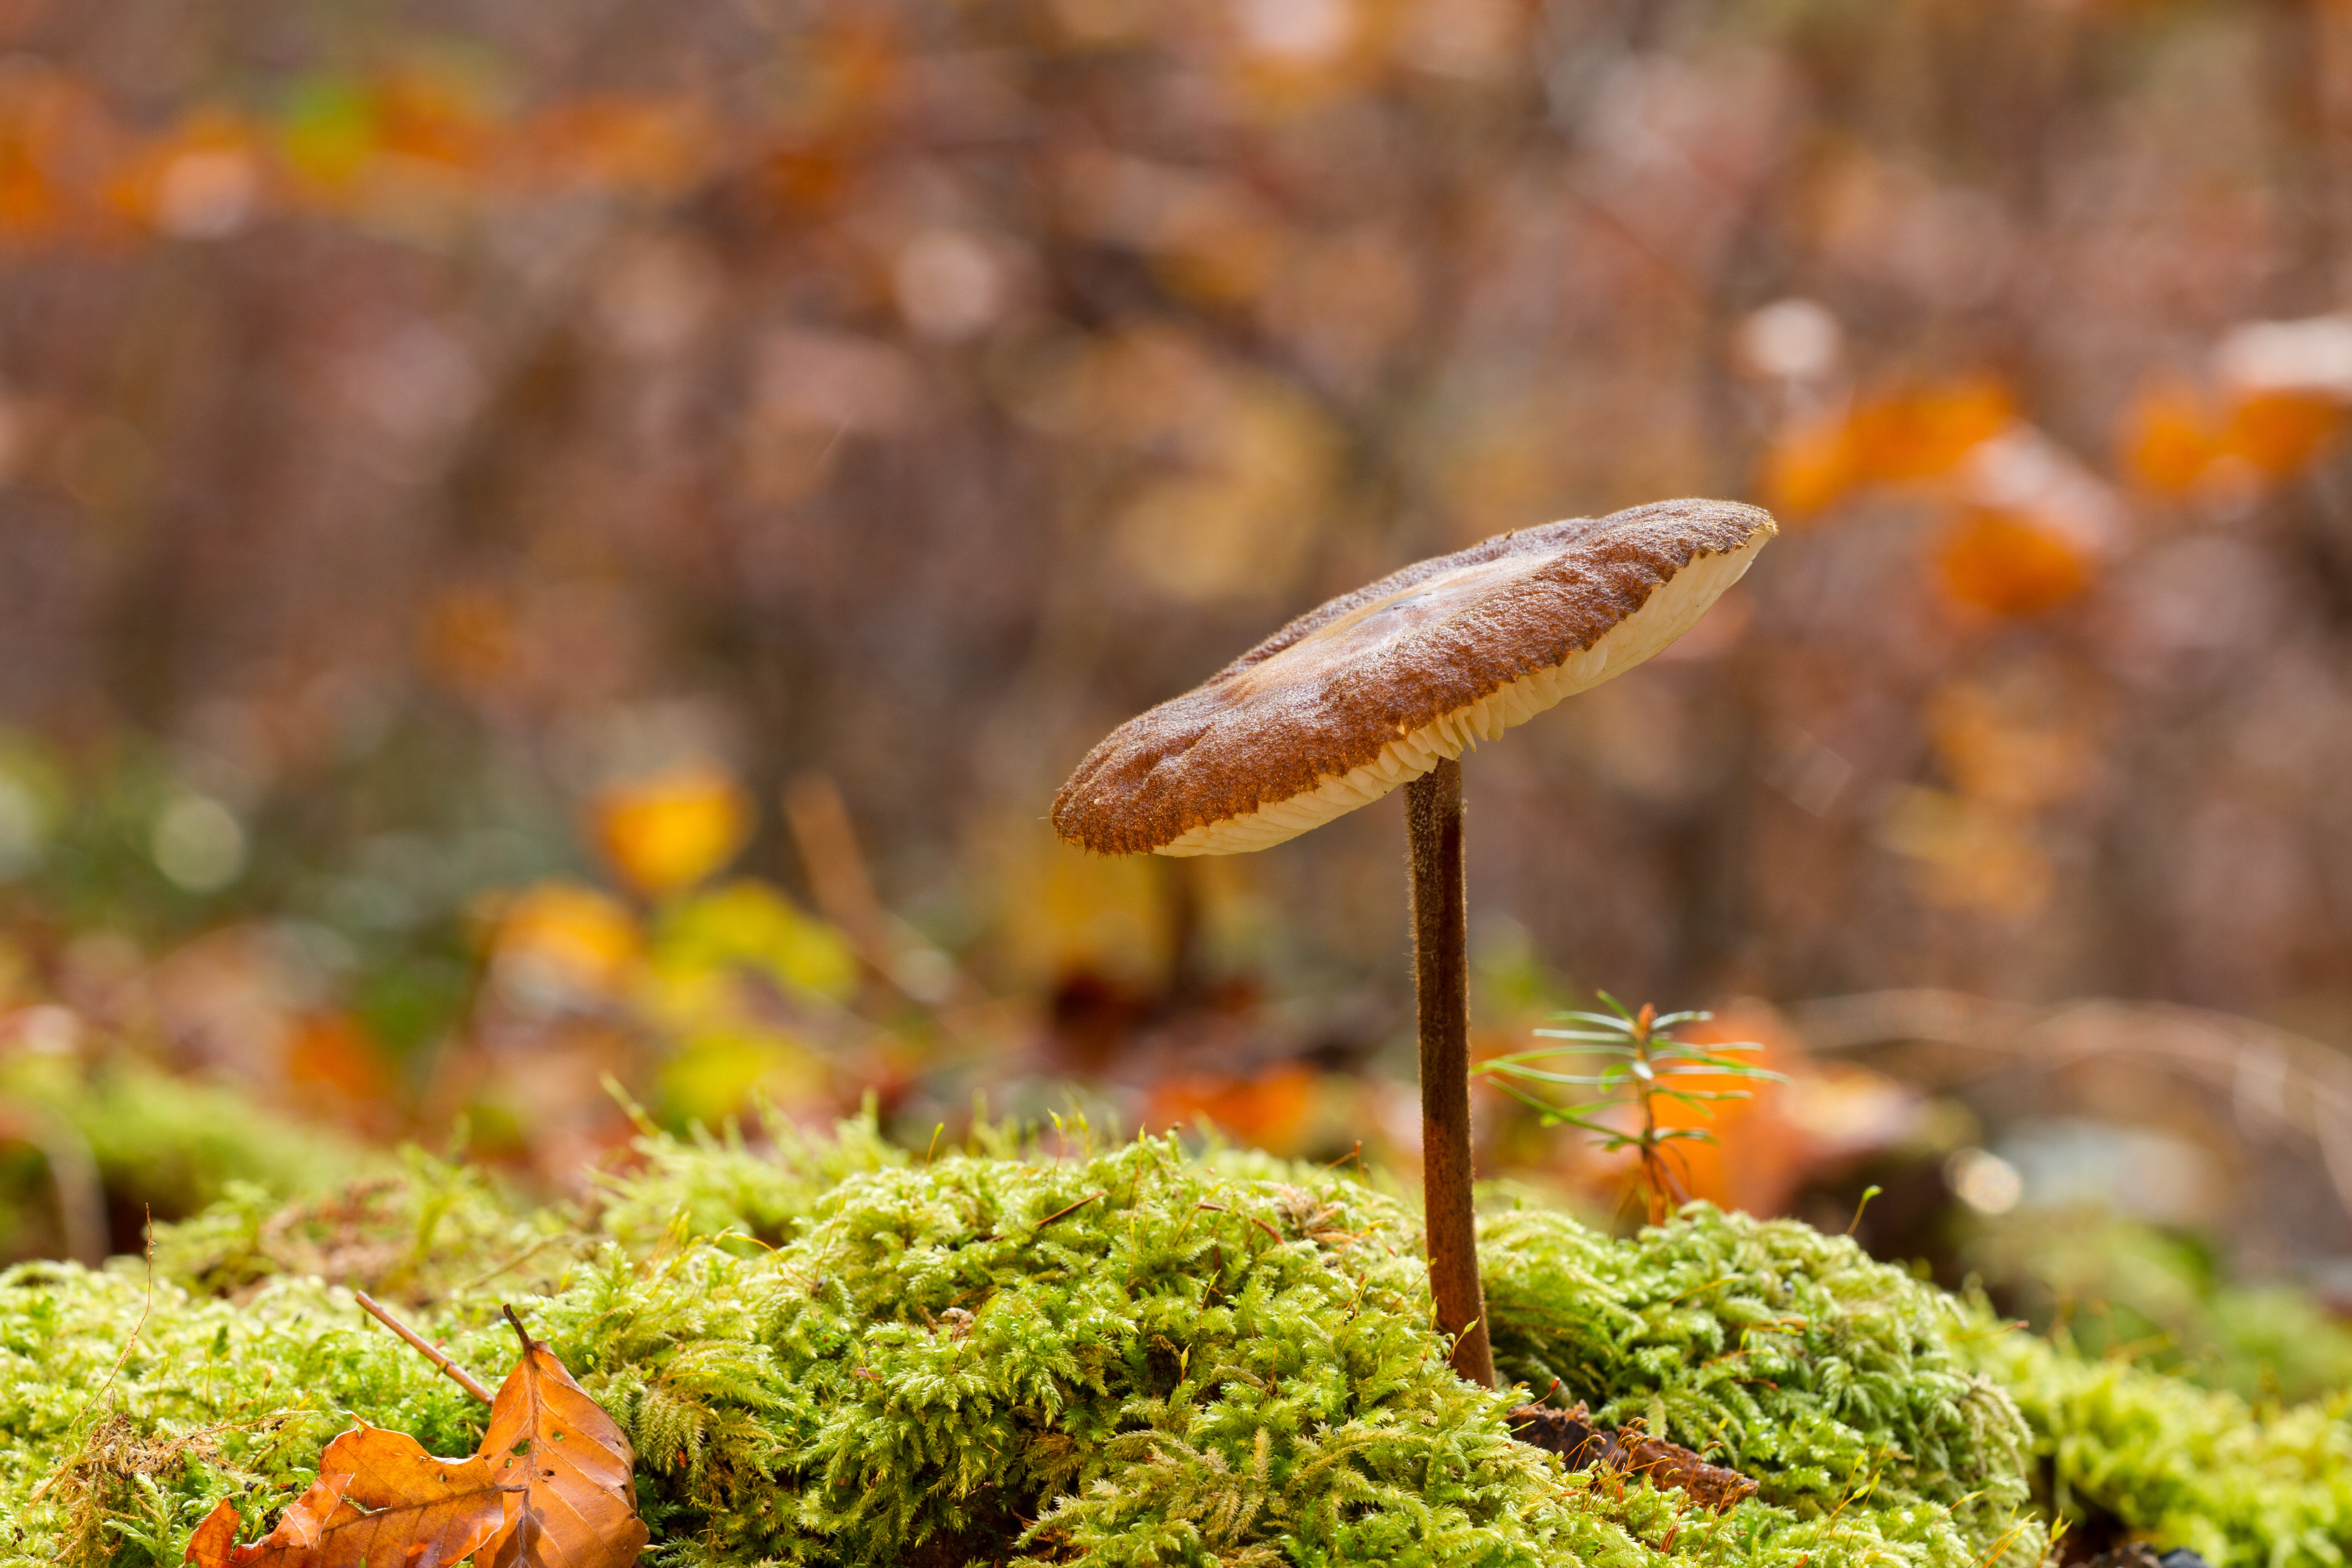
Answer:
188, 1423, 514, 1568
183, 1498, 241, 1566
478, 1318, 649, 1568
1145, 1064, 1318, 1156
1847, 377, 2015, 483
2117, 378, 2220, 493
1760, 376, 2017, 517
2221, 389, 2343, 476
1935, 509, 2090, 616
588, 763, 752, 898
1758, 409, 1856, 517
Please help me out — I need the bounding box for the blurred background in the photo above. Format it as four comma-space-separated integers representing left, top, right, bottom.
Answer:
4, 0, 2352, 1397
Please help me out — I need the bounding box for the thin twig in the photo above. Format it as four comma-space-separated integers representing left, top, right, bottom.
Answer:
503, 1301, 537, 1356
1034, 1191, 1103, 1230
30, 1210, 155, 1503
354, 1291, 494, 1405
86, 1208, 154, 1416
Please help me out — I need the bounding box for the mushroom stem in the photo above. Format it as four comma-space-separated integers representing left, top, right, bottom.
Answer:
1406, 757, 1495, 1388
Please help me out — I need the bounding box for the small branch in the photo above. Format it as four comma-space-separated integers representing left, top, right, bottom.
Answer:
1034, 1191, 1103, 1230
503, 1302, 537, 1356
354, 1291, 494, 1405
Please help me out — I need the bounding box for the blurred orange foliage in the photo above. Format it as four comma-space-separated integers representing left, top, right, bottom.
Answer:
1935, 509, 2091, 616
485, 882, 643, 1002
1146, 1064, 1318, 1156
284, 1013, 398, 1133
2119, 380, 2216, 493
2119, 378, 2346, 493
589, 765, 753, 899
1763, 377, 2016, 516
2225, 391, 2343, 476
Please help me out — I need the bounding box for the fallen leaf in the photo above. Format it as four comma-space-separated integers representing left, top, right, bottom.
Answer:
479, 1312, 649, 1568
182, 1498, 241, 1565
588, 761, 751, 897
1935, 508, 2089, 616
185, 1312, 646, 1568
185, 1422, 514, 1568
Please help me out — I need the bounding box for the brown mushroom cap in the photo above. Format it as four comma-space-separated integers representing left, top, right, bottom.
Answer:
1053, 497, 1777, 856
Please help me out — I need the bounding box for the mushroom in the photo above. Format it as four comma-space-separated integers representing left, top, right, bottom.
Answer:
1053, 497, 1778, 1386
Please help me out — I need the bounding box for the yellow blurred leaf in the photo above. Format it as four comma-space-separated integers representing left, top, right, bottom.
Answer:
651, 878, 860, 1005
589, 763, 752, 898
488, 881, 643, 1002
994, 822, 1160, 989
657, 1028, 828, 1126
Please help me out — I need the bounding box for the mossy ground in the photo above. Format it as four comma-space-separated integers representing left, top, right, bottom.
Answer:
0, 1116, 2345, 1568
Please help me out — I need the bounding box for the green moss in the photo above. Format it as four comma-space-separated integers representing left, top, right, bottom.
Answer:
1961, 1209, 2352, 1405
1972, 1327, 2352, 1568
588, 1097, 906, 1252
0, 1265, 489, 1568
0, 1120, 2345, 1568
0, 1055, 379, 1260
1483, 1205, 2038, 1553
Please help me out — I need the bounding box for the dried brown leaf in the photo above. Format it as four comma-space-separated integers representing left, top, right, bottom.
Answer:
182, 1498, 241, 1566
476, 1318, 648, 1568
182, 1423, 515, 1568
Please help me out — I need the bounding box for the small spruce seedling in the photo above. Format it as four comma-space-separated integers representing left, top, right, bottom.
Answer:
1476, 994, 1783, 1223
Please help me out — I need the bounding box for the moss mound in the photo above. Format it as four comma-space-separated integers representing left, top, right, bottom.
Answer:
0, 1056, 380, 1261
0, 1119, 2345, 1568
1976, 1328, 2352, 1568
1484, 1206, 2036, 1547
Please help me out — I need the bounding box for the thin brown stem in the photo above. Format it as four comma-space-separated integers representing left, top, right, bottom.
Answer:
1406, 757, 1495, 1388
355, 1291, 494, 1405
503, 1302, 537, 1356
1635, 1019, 1665, 1225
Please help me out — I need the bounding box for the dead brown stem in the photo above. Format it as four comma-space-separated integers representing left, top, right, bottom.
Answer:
354, 1291, 494, 1405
